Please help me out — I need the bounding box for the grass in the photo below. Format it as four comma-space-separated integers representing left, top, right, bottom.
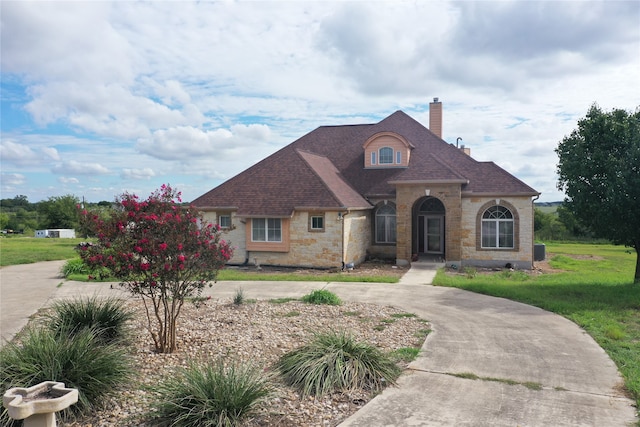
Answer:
46, 296, 134, 344
433, 242, 640, 410
391, 347, 420, 363
233, 287, 245, 305
275, 330, 401, 397
0, 326, 132, 422
217, 268, 399, 283
0, 237, 87, 266
149, 360, 272, 427
301, 289, 342, 305
448, 372, 542, 390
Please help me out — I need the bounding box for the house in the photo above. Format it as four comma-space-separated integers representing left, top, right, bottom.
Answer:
35, 229, 76, 238
192, 99, 539, 270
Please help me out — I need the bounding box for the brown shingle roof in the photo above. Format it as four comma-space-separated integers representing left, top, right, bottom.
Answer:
192, 111, 538, 214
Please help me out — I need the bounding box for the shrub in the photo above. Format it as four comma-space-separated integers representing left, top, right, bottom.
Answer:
0, 327, 132, 421
47, 296, 133, 344
149, 360, 272, 427
275, 330, 401, 397
77, 185, 233, 353
60, 257, 111, 280
301, 289, 342, 306
233, 287, 245, 306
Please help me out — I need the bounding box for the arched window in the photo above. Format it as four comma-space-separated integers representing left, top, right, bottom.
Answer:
375, 204, 396, 243
379, 147, 393, 164
481, 206, 514, 248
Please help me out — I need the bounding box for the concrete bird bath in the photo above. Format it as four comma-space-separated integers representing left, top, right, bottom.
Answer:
3, 381, 78, 427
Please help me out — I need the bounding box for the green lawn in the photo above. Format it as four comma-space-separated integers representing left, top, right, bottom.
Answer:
433, 243, 640, 412
0, 236, 86, 266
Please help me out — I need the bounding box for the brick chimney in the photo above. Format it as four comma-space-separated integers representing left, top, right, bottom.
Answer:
429, 97, 442, 139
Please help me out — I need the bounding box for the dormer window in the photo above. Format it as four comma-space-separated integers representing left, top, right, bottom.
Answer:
379, 147, 393, 164
363, 132, 414, 169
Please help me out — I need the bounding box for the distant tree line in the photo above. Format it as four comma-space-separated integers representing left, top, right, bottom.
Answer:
534, 204, 595, 242
0, 194, 112, 235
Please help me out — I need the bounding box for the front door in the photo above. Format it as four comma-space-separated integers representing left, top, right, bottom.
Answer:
425, 215, 444, 254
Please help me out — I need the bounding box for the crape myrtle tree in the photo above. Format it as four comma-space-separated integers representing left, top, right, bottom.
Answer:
555, 104, 640, 283
78, 185, 233, 353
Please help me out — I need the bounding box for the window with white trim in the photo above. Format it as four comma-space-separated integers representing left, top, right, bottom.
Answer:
481, 206, 514, 248
309, 214, 324, 231
252, 218, 282, 242
375, 204, 396, 243
379, 147, 393, 164
371, 152, 377, 165
396, 151, 401, 164
218, 215, 231, 229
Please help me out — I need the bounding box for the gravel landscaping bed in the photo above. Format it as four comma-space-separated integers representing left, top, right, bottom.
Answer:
66, 296, 430, 426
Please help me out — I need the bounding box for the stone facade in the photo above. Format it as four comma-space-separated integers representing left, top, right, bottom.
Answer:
343, 211, 371, 265
460, 196, 534, 269
202, 210, 370, 269
202, 193, 534, 270
395, 183, 463, 265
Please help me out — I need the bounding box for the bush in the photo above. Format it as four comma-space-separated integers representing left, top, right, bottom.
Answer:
301, 289, 342, 306
61, 257, 112, 280
233, 287, 245, 306
47, 296, 133, 344
275, 330, 401, 397
149, 360, 272, 427
0, 327, 132, 422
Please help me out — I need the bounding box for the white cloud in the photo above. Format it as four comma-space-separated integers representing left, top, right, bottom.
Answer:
121, 168, 156, 180
136, 124, 272, 161
51, 160, 110, 175
58, 177, 80, 184
1, 173, 26, 187
0, 140, 60, 166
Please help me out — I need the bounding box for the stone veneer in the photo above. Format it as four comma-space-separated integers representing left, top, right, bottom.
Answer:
460, 196, 534, 269
202, 210, 367, 269
395, 184, 463, 265
202, 193, 534, 269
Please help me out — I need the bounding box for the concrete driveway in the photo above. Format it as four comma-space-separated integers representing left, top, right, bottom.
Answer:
1, 262, 637, 426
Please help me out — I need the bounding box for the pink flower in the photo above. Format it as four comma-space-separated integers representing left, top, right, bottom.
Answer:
178, 255, 186, 262
177, 243, 183, 250
158, 243, 168, 251
135, 246, 143, 253
140, 263, 150, 271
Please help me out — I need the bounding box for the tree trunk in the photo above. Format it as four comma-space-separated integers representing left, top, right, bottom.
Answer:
635, 243, 640, 284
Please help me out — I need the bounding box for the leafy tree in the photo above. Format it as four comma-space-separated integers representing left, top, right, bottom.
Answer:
534, 208, 567, 241
556, 104, 640, 283
0, 212, 9, 230
556, 205, 591, 238
78, 185, 233, 353
38, 194, 81, 229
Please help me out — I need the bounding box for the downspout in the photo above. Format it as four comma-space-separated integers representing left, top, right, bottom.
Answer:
340, 210, 349, 270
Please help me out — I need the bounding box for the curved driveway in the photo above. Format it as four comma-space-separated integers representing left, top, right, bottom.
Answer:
1, 262, 637, 426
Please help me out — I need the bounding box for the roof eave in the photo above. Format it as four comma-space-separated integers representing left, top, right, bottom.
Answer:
194, 206, 238, 211
462, 191, 541, 198
389, 179, 469, 185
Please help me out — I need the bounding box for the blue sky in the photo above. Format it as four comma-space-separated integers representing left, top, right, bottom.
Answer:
1, 1, 639, 203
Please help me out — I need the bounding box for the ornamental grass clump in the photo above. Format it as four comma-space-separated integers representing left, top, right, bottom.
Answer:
301, 289, 342, 305
77, 184, 233, 353
149, 360, 273, 427
0, 326, 132, 423
275, 330, 401, 398
47, 296, 133, 344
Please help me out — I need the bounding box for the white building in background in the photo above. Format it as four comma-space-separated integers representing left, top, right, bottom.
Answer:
35, 229, 76, 238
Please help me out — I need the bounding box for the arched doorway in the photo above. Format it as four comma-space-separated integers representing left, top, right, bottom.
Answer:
413, 197, 446, 258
